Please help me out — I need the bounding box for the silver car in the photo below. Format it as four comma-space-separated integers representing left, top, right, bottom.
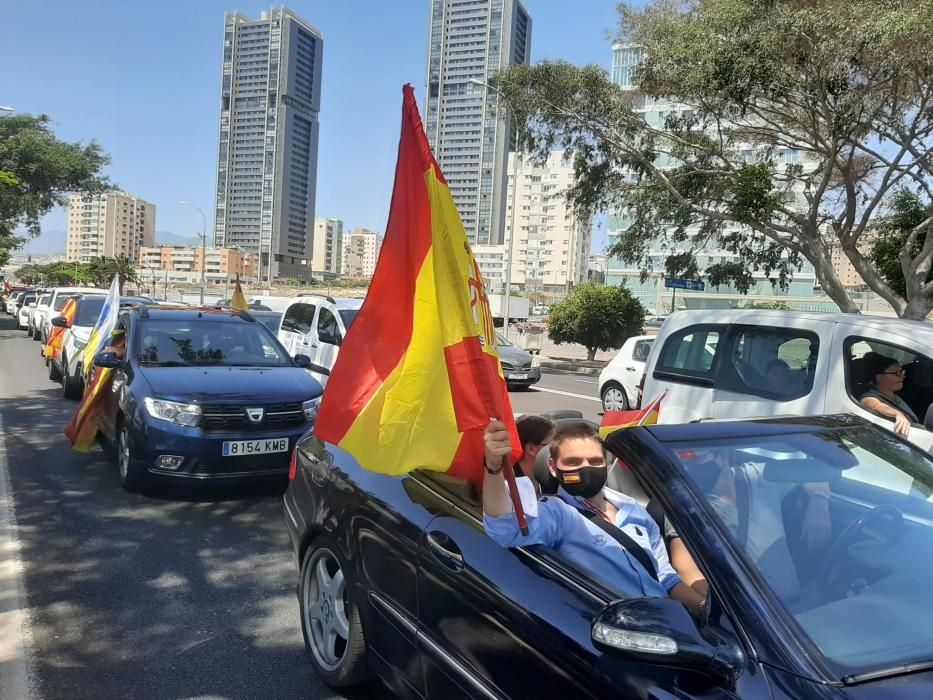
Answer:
497, 332, 541, 389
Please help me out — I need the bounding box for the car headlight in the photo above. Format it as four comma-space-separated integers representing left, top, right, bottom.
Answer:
303, 397, 322, 422
531, 356, 541, 368
143, 397, 202, 427
73, 336, 88, 350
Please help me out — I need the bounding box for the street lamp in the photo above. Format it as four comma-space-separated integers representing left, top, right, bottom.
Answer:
178, 201, 208, 305
467, 77, 521, 341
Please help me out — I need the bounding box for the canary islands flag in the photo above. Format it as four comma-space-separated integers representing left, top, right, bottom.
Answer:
81, 276, 120, 381
313, 85, 521, 482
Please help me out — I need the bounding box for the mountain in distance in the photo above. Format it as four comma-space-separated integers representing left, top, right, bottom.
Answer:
18, 229, 199, 255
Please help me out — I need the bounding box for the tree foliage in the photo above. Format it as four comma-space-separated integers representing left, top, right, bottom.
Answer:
492, 0, 933, 319
0, 114, 110, 266
546, 282, 645, 361
870, 191, 933, 299
15, 256, 138, 291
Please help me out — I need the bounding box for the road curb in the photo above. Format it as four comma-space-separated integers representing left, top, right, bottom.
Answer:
0, 412, 34, 699
539, 359, 602, 376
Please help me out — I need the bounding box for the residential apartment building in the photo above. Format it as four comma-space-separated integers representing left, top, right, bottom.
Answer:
66, 192, 155, 263
312, 218, 343, 275
605, 44, 828, 313
213, 8, 323, 283
342, 228, 382, 278
475, 151, 591, 295
139, 245, 258, 283
425, 0, 532, 246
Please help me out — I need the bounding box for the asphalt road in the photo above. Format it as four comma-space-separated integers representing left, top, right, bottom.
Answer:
0, 314, 597, 699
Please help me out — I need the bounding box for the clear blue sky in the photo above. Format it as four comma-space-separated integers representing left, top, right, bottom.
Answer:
3, 0, 622, 252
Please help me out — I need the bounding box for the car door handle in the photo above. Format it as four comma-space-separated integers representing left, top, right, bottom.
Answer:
626, 366, 637, 371
426, 531, 464, 572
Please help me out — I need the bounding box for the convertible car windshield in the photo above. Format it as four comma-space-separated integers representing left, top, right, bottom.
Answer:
668, 426, 933, 681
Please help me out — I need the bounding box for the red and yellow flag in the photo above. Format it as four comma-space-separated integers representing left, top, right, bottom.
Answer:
599, 393, 665, 439
230, 273, 248, 312
43, 297, 77, 360
65, 334, 125, 452
313, 85, 521, 482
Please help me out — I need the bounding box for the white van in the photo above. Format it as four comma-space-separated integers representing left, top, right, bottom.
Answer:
642, 310, 933, 451
272, 295, 363, 386
39, 287, 110, 343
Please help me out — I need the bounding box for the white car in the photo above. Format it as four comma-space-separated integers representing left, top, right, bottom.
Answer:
598, 335, 655, 411
642, 309, 933, 452
264, 295, 363, 387
38, 287, 110, 344
29, 292, 53, 340
15, 292, 38, 330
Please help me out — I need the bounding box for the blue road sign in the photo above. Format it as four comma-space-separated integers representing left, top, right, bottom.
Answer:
665, 278, 705, 291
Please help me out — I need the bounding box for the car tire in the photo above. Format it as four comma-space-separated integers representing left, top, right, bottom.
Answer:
33, 326, 41, 341
601, 381, 629, 412
48, 357, 63, 382
117, 422, 146, 493
61, 359, 83, 400
299, 537, 370, 688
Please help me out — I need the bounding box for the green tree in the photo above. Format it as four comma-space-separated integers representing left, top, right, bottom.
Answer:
83, 256, 138, 292
0, 114, 111, 266
870, 191, 933, 300
546, 282, 645, 361
493, 0, 933, 318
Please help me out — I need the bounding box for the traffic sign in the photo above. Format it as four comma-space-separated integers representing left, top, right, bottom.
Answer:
664, 278, 705, 291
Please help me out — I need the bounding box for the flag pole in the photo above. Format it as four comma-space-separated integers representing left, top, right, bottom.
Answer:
501, 456, 529, 536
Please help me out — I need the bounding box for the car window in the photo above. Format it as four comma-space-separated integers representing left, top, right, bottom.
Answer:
845, 336, 933, 425
668, 426, 933, 681
53, 294, 74, 311
74, 297, 107, 326
338, 309, 358, 329
655, 326, 721, 381
718, 326, 819, 401
317, 308, 340, 343
632, 339, 653, 363
39, 294, 52, 306
283, 302, 316, 335
135, 318, 291, 366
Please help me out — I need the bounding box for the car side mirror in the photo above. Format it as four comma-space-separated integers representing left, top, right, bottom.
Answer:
27, 302, 36, 308
592, 598, 744, 688
309, 362, 331, 377
94, 351, 122, 369
50, 315, 69, 328
293, 354, 312, 368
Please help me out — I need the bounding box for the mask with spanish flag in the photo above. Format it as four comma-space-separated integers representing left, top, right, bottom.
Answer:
556, 466, 607, 499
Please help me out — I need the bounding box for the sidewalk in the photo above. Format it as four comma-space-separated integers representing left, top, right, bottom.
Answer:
506, 328, 614, 376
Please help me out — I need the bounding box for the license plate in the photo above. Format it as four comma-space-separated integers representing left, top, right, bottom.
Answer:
509, 373, 529, 380
222, 438, 289, 457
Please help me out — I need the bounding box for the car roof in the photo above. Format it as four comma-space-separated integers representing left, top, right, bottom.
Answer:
51, 287, 110, 295
662, 308, 933, 337
125, 306, 256, 322
635, 413, 867, 443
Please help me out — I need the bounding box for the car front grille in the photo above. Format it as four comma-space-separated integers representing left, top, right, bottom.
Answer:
199, 402, 306, 432
502, 362, 533, 372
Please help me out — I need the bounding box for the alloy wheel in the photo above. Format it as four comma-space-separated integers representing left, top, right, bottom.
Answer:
602, 385, 628, 412
118, 426, 130, 481
303, 548, 350, 672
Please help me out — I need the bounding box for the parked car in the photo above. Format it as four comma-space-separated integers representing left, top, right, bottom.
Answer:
275, 296, 363, 387
38, 287, 110, 344
598, 334, 655, 411
29, 291, 53, 340
643, 315, 668, 330
15, 292, 38, 330
496, 332, 541, 389
250, 310, 284, 335
91, 305, 325, 492
285, 413, 933, 698
6, 290, 33, 317
49, 294, 151, 398
642, 309, 933, 451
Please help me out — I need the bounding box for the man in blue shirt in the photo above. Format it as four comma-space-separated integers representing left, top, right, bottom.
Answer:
482, 420, 704, 611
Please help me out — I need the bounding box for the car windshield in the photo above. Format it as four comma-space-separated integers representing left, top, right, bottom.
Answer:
496, 332, 512, 347
253, 312, 283, 333
74, 296, 107, 326
339, 309, 357, 329
135, 318, 292, 367
667, 426, 933, 680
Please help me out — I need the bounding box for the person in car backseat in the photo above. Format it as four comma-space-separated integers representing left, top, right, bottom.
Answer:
482, 420, 705, 612
512, 414, 555, 497
860, 353, 919, 436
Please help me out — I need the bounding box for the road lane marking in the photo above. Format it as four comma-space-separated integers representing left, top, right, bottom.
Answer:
531, 386, 601, 403
0, 412, 34, 699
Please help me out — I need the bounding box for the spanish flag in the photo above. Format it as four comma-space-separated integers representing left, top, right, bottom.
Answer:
313, 85, 521, 482
43, 297, 77, 359
599, 393, 665, 439
230, 273, 249, 312
65, 330, 125, 453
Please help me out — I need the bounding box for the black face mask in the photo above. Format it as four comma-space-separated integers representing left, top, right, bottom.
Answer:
556, 465, 607, 499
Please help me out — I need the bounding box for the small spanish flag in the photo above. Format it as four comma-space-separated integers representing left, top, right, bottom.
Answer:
599, 393, 665, 439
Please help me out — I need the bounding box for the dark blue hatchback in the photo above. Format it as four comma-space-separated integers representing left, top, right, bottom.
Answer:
93, 305, 323, 492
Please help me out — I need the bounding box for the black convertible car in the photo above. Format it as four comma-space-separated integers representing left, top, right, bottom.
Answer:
283, 414, 933, 699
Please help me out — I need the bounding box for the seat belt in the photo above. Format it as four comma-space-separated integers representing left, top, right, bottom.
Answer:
579, 510, 659, 582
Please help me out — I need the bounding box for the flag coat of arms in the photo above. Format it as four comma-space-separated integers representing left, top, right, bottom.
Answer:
313, 85, 521, 482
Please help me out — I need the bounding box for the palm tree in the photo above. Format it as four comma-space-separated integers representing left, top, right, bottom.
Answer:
108, 256, 139, 294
